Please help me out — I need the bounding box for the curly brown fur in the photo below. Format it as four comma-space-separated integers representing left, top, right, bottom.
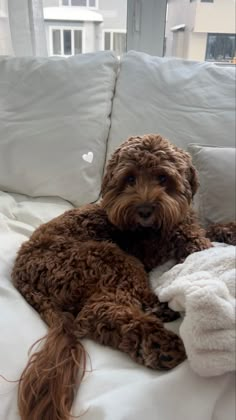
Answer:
17, 317, 86, 420
12, 134, 212, 420
206, 222, 236, 245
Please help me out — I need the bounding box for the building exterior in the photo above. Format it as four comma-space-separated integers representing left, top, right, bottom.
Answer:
43, 0, 127, 56
165, 0, 236, 62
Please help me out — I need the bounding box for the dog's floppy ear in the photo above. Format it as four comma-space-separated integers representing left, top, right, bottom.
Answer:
101, 137, 137, 197
174, 146, 199, 199
188, 163, 199, 198
101, 147, 121, 196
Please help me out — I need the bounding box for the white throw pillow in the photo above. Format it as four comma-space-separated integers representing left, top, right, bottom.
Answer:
107, 51, 235, 157
0, 52, 118, 206
188, 144, 236, 226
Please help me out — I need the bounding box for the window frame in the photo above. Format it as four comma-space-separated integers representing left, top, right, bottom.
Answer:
60, 0, 98, 8
103, 29, 127, 56
49, 26, 85, 56
205, 33, 236, 62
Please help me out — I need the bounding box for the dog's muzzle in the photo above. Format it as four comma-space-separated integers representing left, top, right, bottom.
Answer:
135, 203, 156, 227
136, 204, 154, 219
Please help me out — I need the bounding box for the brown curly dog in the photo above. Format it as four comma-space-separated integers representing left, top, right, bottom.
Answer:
12, 134, 214, 420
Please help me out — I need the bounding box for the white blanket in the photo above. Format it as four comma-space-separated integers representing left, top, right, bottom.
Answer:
0, 191, 235, 420
150, 245, 236, 377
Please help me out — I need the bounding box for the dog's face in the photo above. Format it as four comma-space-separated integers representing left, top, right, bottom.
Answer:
101, 135, 198, 231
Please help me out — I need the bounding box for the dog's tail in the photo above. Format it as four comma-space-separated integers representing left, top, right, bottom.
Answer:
18, 311, 86, 420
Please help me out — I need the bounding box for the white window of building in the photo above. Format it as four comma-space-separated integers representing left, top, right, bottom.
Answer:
61, 0, 98, 8
104, 30, 127, 57
50, 27, 83, 56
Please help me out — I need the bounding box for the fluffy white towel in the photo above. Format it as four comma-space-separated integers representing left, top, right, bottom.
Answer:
150, 244, 236, 377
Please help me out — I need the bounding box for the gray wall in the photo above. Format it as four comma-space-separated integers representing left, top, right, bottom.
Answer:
43, 0, 59, 7
165, 0, 197, 57
98, 0, 127, 30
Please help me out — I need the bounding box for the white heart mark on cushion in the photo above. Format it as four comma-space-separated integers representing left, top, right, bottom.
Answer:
82, 151, 93, 163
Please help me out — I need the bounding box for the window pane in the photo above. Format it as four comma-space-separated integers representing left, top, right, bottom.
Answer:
63, 30, 72, 55
113, 32, 126, 56
104, 32, 111, 50
224, 35, 235, 59
71, 0, 86, 5
206, 34, 216, 60
52, 30, 61, 55
89, 0, 96, 6
62, 0, 69, 5
74, 30, 82, 54
206, 34, 236, 61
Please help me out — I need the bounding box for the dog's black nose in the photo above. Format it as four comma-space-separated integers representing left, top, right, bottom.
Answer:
137, 204, 154, 219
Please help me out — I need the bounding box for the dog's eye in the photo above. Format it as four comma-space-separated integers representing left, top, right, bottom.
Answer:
157, 174, 167, 184
125, 175, 136, 186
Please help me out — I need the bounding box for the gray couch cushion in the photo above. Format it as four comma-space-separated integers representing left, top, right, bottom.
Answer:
107, 51, 235, 157
188, 144, 236, 226
0, 52, 118, 206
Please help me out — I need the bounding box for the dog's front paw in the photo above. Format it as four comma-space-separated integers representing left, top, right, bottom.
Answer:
141, 328, 186, 370
176, 237, 212, 262
145, 301, 180, 323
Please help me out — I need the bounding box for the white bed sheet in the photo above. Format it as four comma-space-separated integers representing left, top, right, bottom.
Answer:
0, 191, 235, 420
